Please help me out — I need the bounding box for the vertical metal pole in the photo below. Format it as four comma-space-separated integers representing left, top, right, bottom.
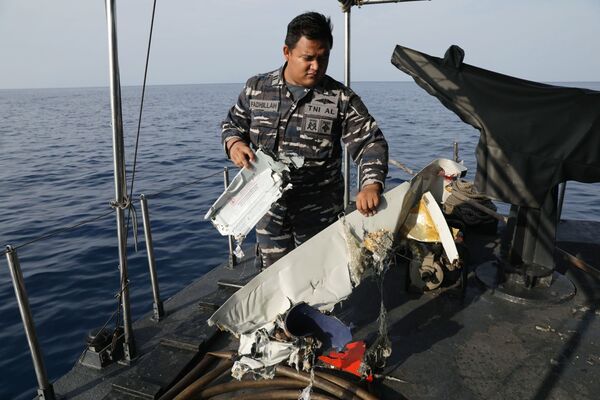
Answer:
106, 0, 135, 361
5, 246, 55, 400
453, 141, 459, 162
223, 167, 237, 268
140, 195, 165, 321
557, 182, 567, 223
343, 8, 352, 209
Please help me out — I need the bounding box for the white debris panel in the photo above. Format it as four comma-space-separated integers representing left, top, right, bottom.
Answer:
404, 192, 460, 264
208, 158, 466, 335
204, 149, 292, 238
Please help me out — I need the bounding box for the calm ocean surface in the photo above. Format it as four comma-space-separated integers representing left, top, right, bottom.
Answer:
1, 81, 599, 399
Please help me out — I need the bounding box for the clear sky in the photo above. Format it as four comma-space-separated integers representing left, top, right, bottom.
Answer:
1, 0, 599, 89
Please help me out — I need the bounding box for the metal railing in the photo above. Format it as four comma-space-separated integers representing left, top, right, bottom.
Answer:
3, 168, 230, 397
5, 246, 56, 400
223, 167, 237, 269
140, 194, 165, 321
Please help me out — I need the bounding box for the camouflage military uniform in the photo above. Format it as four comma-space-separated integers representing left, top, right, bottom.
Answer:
222, 66, 388, 266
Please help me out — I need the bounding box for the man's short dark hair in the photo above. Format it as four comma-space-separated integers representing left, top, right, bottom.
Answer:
285, 12, 333, 50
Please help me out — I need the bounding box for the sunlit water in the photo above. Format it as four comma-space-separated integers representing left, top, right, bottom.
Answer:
1, 82, 599, 399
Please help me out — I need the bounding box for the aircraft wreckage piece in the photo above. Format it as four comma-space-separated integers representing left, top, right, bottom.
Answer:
204, 149, 300, 238
208, 158, 466, 336
404, 191, 460, 265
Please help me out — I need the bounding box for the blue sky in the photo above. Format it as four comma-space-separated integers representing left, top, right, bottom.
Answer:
1, 0, 599, 89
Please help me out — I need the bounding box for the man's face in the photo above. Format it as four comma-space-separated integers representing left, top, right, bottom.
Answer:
283, 36, 330, 88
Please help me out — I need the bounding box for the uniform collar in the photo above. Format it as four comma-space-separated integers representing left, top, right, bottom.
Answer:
275, 63, 332, 95
271, 65, 285, 87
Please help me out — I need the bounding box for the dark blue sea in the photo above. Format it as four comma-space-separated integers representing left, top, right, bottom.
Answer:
1, 82, 599, 399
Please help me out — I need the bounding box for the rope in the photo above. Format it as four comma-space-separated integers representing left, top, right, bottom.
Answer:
443, 179, 497, 226
389, 158, 415, 176
112, 196, 140, 252
76, 307, 120, 365
338, 0, 356, 12
364, 258, 392, 370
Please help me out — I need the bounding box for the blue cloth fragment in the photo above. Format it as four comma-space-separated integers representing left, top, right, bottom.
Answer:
285, 302, 352, 351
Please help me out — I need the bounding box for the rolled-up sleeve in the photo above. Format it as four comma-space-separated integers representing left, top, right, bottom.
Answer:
341, 92, 388, 189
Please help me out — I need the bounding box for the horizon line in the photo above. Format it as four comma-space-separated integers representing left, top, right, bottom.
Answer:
2, 79, 600, 92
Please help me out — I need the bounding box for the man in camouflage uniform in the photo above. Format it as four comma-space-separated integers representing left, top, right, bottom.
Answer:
222, 12, 388, 267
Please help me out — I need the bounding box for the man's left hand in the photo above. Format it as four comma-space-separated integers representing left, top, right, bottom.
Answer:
356, 183, 382, 217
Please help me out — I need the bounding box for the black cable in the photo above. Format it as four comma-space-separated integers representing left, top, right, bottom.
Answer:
1, 208, 114, 255
145, 170, 223, 199
110, 0, 158, 345
128, 0, 158, 210
124, 0, 158, 252
0, 168, 221, 258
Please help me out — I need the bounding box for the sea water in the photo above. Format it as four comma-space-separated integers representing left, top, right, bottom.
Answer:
1, 82, 599, 399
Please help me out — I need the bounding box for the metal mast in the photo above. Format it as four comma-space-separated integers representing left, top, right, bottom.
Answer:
343, 7, 352, 209
339, 0, 428, 208
105, 0, 135, 361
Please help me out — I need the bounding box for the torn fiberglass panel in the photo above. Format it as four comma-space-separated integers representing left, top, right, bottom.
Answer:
208, 158, 466, 335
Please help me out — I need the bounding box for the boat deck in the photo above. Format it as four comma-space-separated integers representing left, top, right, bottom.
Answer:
53, 219, 600, 399
344, 219, 600, 399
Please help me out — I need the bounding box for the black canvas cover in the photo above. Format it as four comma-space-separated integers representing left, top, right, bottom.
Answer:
391, 44, 600, 208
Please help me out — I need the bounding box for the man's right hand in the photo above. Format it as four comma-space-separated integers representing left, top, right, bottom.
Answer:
228, 139, 255, 169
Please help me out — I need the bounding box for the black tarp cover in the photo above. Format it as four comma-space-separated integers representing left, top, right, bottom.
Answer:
391, 44, 600, 208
